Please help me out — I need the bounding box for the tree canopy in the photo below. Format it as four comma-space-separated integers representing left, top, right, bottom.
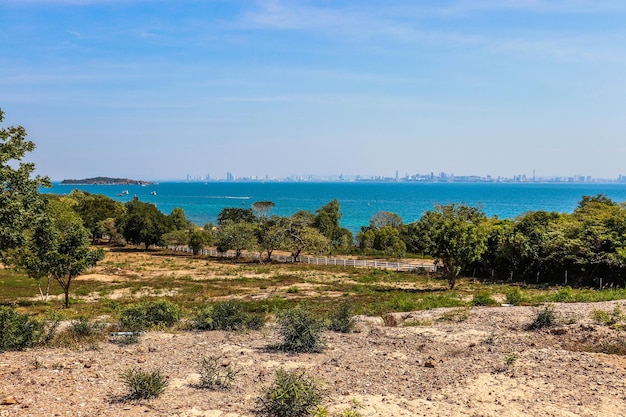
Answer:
118, 199, 174, 249
0, 108, 50, 259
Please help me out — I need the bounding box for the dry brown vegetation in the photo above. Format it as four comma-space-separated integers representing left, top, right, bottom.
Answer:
2, 248, 626, 416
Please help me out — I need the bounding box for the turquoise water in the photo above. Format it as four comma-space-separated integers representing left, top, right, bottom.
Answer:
43, 182, 626, 234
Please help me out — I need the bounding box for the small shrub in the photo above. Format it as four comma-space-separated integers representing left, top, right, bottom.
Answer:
257, 368, 324, 417
287, 287, 300, 294
119, 300, 180, 331
505, 287, 525, 305
70, 316, 106, 338
471, 291, 497, 306
328, 302, 355, 333
591, 305, 626, 327
504, 352, 519, 366
196, 355, 238, 390
481, 333, 502, 345
193, 301, 264, 331
526, 305, 557, 330
120, 367, 168, 400
276, 304, 328, 353
143, 299, 181, 328
40, 310, 62, 345
55, 316, 106, 348
0, 306, 43, 352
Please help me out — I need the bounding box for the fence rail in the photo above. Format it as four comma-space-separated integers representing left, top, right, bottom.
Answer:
167, 246, 436, 273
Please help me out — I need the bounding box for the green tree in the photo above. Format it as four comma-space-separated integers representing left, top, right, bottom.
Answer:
217, 207, 256, 225
356, 228, 375, 252
169, 207, 192, 230
18, 198, 104, 308
369, 211, 404, 229
313, 199, 344, 248
118, 199, 174, 249
0, 108, 50, 260
373, 226, 406, 258
216, 221, 259, 258
502, 211, 562, 282
252, 201, 275, 220
283, 213, 330, 259
412, 203, 488, 289
559, 195, 626, 285
161, 230, 190, 246
256, 216, 286, 262
189, 229, 214, 255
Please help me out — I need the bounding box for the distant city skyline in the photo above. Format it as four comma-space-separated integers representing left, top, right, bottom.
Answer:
180, 170, 626, 184
2, 1, 626, 181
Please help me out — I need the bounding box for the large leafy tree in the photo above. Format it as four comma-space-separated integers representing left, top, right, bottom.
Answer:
411, 203, 488, 289
313, 199, 344, 247
256, 215, 286, 262
216, 221, 259, 258
560, 195, 626, 285
0, 108, 50, 259
118, 199, 174, 249
283, 212, 330, 259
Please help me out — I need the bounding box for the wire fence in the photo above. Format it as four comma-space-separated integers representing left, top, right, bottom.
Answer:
167, 246, 437, 273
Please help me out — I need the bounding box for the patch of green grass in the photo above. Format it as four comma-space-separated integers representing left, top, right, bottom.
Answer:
0, 270, 62, 301
417, 293, 466, 310
387, 293, 419, 312
471, 291, 498, 306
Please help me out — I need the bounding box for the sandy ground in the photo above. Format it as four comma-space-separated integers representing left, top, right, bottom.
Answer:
2, 301, 626, 417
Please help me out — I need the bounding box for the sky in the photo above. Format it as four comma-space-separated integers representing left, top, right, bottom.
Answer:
1, 0, 626, 181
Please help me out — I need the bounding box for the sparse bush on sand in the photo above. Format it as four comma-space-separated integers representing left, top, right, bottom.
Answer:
257, 368, 324, 417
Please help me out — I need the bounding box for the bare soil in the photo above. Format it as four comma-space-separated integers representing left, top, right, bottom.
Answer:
2, 301, 626, 417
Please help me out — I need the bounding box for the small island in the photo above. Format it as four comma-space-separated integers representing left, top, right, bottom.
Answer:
60, 176, 153, 185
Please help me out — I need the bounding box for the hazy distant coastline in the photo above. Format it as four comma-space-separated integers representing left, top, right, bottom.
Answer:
60, 177, 153, 186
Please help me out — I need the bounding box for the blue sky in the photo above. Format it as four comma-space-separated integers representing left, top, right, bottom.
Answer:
2, 0, 625, 181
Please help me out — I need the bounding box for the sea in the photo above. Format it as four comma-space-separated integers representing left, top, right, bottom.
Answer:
42, 182, 626, 235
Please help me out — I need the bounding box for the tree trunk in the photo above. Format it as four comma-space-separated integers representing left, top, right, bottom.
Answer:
37, 280, 44, 301
447, 274, 456, 289
45, 275, 51, 302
